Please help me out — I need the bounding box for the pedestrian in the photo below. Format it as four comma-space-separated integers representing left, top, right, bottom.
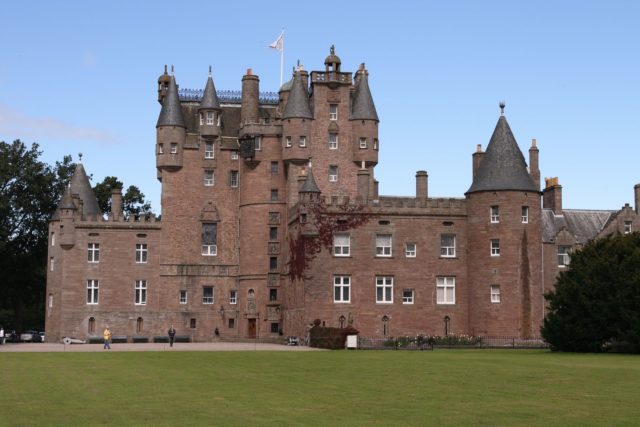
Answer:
0, 326, 4, 345
168, 325, 176, 347
103, 327, 111, 350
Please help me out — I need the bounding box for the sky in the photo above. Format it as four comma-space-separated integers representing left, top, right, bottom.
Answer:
1, 1, 639, 213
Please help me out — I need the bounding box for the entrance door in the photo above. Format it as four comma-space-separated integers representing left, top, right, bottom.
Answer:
248, 319, 256, 338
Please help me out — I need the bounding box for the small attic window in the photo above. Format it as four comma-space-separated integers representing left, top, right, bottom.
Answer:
443, 221, 454, 226
378, 220, 390, 225
136, 233, 147, 238
88, 233, 100, 236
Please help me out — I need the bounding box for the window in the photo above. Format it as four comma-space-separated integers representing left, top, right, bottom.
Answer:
271, 189, 278, 201
254, 136, 262, 151
179, 290, 187, 304
88, 243, 100, 263
228, 318, 235, 328
136, 317, 143, 334
269, 288, 278, 301
135, 280, 147, 305
558, 245, 571, 267
436, 276, 455, 304
158, 143, 164, 154
269, 257, 278, 270
329, 133, 338, 149
522, 206, 529, 223
299, 136, 306, 147
490, 206, 500, 223
229, 290, 237, 305
50, 257, 54, 272
88, 316, 95, 334
269, 227, 278, 241
170, 143, 178, 154
328, 165, 338, 182
334, 276, 350, 303
490, 285, 501, 303
201, 223, 217, 256
376, 234, 392, 257
405, 243, 416, 257
190, 318, 197, 328
49, 293, 53, 308
204, 170, 214, 186
87, 280, 99, 304
204, 141, 214, 159
491, 239, 500, 256
51, 232, 55, 246
199, 113, 204, 126
136, 244, 148, 263
229, 170, 239, 188
624, 221, 632, 234
373, 138, 378, 150
329, 104, 338, 120
206, 111, 215, 125
333, 234, 350, 256
231, 151, 239, 160
270, 323, 280, 333
271, 161, 279, 175
376, 276, 393, 303
202, 287, 214, 304
402, 289, 414, 304
285, 136, 292, 147
440, 234, 456, 257
359, 138, 367, 149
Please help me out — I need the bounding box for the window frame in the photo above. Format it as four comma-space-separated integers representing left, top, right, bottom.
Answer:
88, 243, 100, 263
229, 290, 238, 305
376, 276, 394, 303
204, 170, 214, 187
375, 234, 392, 257
285, 136, 292, 147
333, 275, 351, 303
206, 111, 215, 125
229, 170, 239, 188
522, 206, 529, 223
436, 276, 455, 305
204, 141, 214, 159
490, 206, 500, 223
490, 285, 501, 303
624, 221, 632, 234
558, 245, 571, 267
328, 165, 338, 182
333, 233, 350, 257
440, 234, 456, 258
87, 279, 99, 305
254, 136, 262, 151
359, 137, 367, 149
329, 133, 338, 150
402, 289, 414, 304
329, 104, 338, 121
491, 239, 500, 256
135, 280, 147, 305
231, 151, 239, 160
179, 290, 187, 305
202, 286, 214, 304
170, 143, 178, 154
299, 136, 306, 147
135, 243, 148, 264
201, 223, 217, 256
405, 242, 416, 258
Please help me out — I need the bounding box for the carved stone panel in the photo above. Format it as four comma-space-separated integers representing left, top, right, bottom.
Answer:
267, 305, 281, 321
268, 273, 279, 287
268, 242, 280, 255
269, 212, 281, 225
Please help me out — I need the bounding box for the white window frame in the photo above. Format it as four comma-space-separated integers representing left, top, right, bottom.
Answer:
491, 239, 500, 256
440, 234, 456, 257
88, 243, 100, 263
158, 143, 164, 154
135, 243, 148, 264
254, 136, 262, 151
329, 104, 338, 121
359, 137, 367, 149
285, 136, 292, 147
299, 136, 306, 147
204, 170, 214, 187
202, 287, 214, 304
376, 276, 393, 303
87, 280, 99, 305
402, 289, 414, 304
329, 165, 338, 182
229, 290, 238, 305
333, 234, 350, 257
199, 113, 204, 126
490, 206, 500, 223
490, 285, 501, 303
51, 232, 55, 246
202, 223, 217, 256
329, 133, 338, 150
49, 257, 54, 272
202, 244, 217, 256
170, 143, 178, 154
179, 290, 187, 304
558, 245, 571, 267
405, 243, 416, 257
522, 206, 529, 223
229, 170, 239, 188
334, 276, 351, 303
231, 151, 239, 160
135, 280, 147, 305
436, 276, 455, 305
624, 221, 632, 234
376, 234, 392, 257
206, 111, 215, 125
373, 138, 378, 150
204, 141, 214, 159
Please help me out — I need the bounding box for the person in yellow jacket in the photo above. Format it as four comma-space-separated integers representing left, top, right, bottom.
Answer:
103, 327, 111, 350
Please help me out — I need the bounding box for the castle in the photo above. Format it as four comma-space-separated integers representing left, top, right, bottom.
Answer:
45, 47, 640, 342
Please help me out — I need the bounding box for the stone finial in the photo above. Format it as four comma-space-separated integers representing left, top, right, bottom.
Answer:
499, 101, 505, 115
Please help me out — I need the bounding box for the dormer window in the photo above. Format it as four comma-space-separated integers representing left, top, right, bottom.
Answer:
206, 111, 215, 125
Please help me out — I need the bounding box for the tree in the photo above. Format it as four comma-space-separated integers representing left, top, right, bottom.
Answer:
0, 140, 75, 330
92, 177, 152, 216
542, 232, 640, 353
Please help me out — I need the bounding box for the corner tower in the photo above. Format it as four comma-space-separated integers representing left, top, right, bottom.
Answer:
465, 105, 542, 338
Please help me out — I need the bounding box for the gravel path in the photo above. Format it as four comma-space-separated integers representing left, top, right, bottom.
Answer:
0, 342, 322, 352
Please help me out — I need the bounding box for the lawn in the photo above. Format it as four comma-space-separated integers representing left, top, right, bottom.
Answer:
1, 350, 639, 426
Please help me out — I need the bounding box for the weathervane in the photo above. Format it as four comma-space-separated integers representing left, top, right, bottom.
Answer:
499, 101, 506, 116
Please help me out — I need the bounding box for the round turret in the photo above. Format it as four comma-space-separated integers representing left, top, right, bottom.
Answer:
324, 45, 341, 72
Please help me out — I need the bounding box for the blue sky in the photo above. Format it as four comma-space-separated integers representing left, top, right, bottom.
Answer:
1, 1, 638, 212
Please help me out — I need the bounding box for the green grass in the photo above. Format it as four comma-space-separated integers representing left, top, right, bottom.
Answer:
1, 350, 639, 426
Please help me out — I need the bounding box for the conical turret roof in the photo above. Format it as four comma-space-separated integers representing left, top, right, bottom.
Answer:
156, 75, 186, 128
467, 114, 538, 194
282, 71, 313, 119
299, 164, 321, 193
350, 71, 378, 121
58, 185, 77, 210
199, 72, 221, 110
69, 163, 101, 216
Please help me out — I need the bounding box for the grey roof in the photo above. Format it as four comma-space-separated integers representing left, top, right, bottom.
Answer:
282, 71, 313, 119
541, 209, 614, 244
198, 75, 221, 110
350, 73, 379, 121
279, 76, 294, 92
299, 166, 321, 193
52, 186, 77, 219
156, 75, 186, 128
467, 115, 538, 194
69, 163, 101, 216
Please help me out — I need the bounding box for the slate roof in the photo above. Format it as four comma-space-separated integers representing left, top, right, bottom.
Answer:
282, 71, 313, 119
541, 208, 615, 244
299, 165, 320, 193
467, 115, 538, 194
198, 75, 221, 110
156, 75, 186, 128
350, 73, 379, 121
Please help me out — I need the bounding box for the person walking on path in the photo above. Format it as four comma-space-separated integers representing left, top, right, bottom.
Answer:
168, 325, 176, 347
103, 327, 112, 350
0, 326, 4, 345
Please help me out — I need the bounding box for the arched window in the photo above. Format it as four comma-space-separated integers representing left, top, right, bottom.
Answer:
88, 317, 95, 334
339, 315, 346, 328
136, 317, 143, 334
382, 315, 390, 336
444, 316, 451, 336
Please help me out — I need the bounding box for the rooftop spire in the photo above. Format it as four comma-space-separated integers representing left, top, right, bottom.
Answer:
199, 68, 221, 110
499, 100, 505, 116
282, 70, 313, 119
350, 65, 379, 121
299, 159, 321, 193
156, 75, 186, 128
466, 112, 538, 194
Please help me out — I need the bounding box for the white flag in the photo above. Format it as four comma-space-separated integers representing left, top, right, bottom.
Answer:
268, 31, 284, 52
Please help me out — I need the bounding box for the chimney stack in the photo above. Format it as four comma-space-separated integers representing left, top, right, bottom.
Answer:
111, 187, 123, 220
543, 177, 562, 214
357, 165, 370, 201
529, 139, 540, 190
416, 170, 428, 200
472, 144, 484, 179
241, 68, 260, 124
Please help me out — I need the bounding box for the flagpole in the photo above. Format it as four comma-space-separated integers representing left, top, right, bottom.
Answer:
280, 29, 284, 87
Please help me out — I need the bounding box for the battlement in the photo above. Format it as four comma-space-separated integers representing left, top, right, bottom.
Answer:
65, 213, 162, 229
178, 88, 279, 105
